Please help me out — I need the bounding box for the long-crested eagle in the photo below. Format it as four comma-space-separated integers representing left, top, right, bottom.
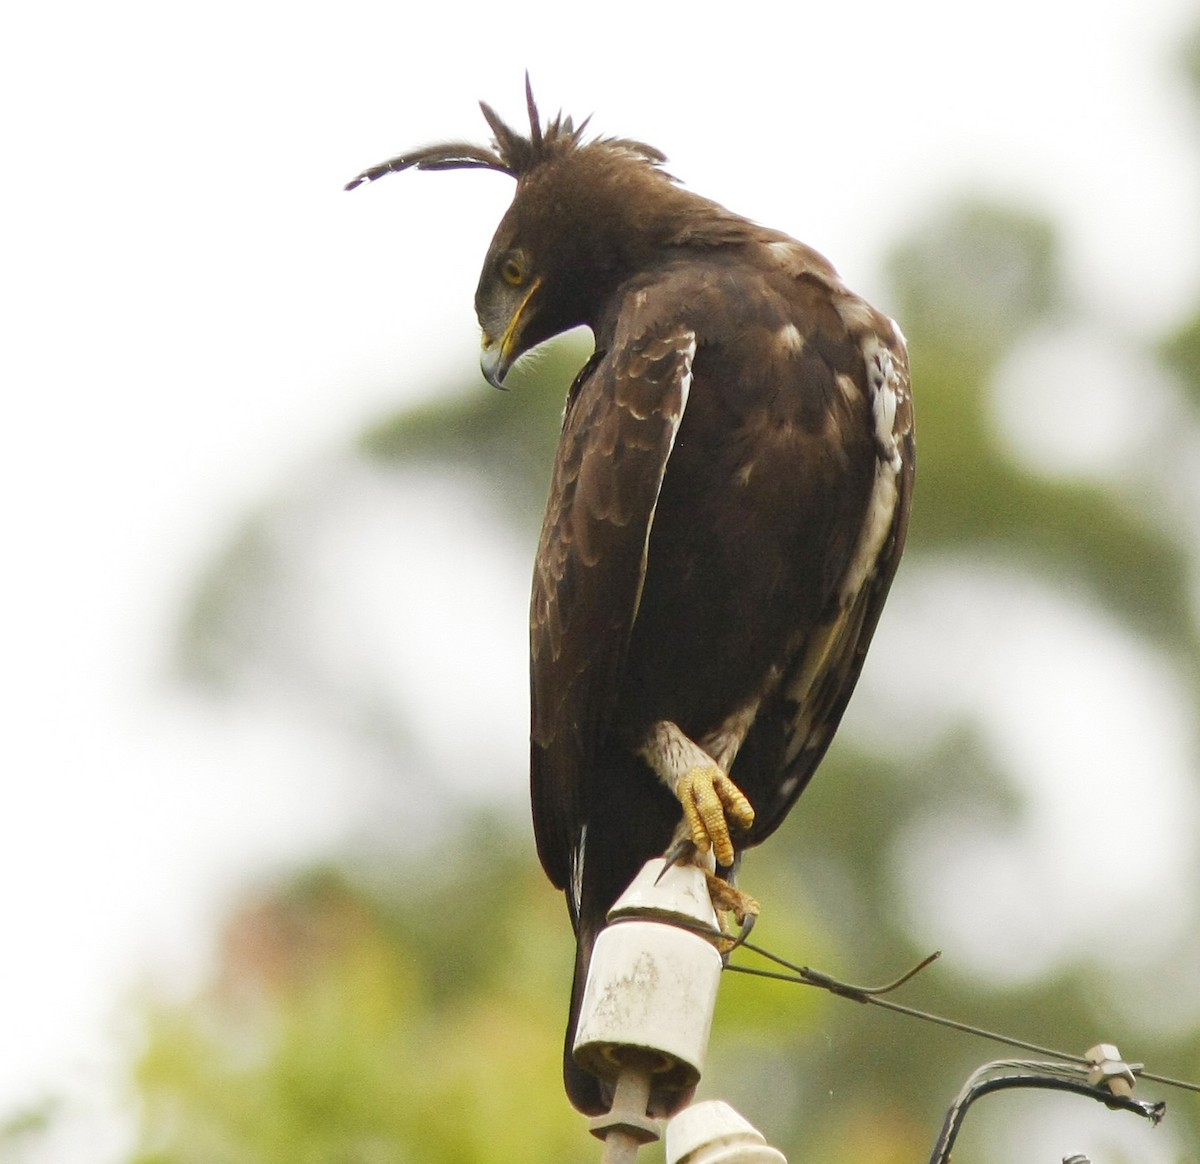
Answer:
347, 80, 914, 1116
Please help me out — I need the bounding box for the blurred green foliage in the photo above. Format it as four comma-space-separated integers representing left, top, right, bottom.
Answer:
1161, 313, 1200, 409
133, 829, 590, 1164
112, 29, 1200, 1164
891, 199, 1196, 652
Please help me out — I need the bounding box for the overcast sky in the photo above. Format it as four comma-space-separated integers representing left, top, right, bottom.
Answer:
3, 0, 1199, 1158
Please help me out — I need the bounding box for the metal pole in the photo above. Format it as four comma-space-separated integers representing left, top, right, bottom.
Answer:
598, 1065, 655, 1164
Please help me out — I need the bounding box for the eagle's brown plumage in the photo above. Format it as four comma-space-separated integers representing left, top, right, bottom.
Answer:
348, 79, 915, 1118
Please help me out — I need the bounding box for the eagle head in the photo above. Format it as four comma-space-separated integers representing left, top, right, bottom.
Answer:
473, 161, 638, 389
346, 76, 718, 389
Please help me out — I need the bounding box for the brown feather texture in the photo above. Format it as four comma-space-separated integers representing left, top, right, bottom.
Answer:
348, 80, 915, 1118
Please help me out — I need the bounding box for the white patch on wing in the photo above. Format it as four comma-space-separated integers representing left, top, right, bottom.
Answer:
861, 334, 905, 471
776, 322, 805, 355
571, 823, 587, 916
767, 240, 803, 263
835, 296, 879, 334
631, 331, 696, 623
874, 382, 898, 455
835, 333, 907, 605
840, 464, 899, 602
665, 336, 696, 457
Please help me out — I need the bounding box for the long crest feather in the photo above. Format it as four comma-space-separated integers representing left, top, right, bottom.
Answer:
344, 77, 668, 192
344, 142, 509, 189
525, 72, 543, 151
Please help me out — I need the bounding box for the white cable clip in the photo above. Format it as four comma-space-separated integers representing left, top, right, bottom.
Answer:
1085, 1043, 1139, 1098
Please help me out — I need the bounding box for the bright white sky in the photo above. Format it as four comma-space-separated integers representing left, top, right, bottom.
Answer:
2, 0, 1199, 1158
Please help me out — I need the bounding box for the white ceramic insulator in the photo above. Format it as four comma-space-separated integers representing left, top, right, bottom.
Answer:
609, 858, 720, 927
573, 919, 722, 1085
573, 860, 723, 1090
666, 1100, 789, 1164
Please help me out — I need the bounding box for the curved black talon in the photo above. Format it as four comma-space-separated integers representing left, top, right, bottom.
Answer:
656, 837, 695, 882
730, 909, 756, 950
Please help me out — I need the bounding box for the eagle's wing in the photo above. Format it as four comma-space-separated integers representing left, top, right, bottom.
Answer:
530, 314, 696, 911
738, 324, 915, 843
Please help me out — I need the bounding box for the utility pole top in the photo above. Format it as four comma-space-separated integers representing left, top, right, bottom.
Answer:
575, 859, 724, 1118
572, 859, 791, 1162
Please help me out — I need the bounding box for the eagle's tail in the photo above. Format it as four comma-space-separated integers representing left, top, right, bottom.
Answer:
563, 917, 610, 1115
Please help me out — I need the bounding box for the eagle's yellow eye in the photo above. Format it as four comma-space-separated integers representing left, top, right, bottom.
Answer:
501, 257, 525, 286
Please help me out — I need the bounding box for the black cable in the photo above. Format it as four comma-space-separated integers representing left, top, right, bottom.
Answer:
926, 1061, 1165, 1164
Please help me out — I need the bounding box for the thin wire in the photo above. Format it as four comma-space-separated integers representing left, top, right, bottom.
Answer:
723, 940, 1200, 1096
1140, 1067, 1200, 1095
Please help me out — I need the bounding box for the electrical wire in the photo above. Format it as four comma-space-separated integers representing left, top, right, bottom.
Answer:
718, 935, 1200, 1098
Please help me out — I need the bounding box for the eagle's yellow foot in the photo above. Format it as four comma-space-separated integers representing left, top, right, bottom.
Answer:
677, 765, 755, 868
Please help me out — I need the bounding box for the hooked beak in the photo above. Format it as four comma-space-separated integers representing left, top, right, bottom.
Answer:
480, 336, 512, 391
479, 277, 541, 391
